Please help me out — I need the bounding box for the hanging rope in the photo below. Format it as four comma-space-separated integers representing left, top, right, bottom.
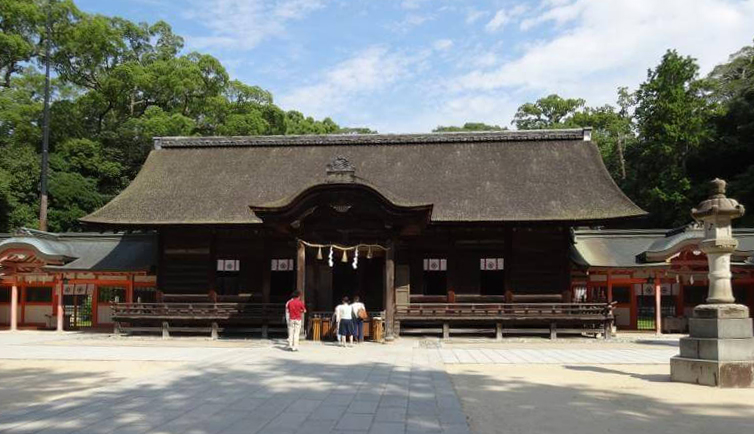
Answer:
299, 239, 389, 269
298, 239, 390, 252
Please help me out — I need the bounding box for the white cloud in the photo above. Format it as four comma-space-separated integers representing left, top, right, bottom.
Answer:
401, 0, 432, 10
185, 0, 325, 50
485, 5, 527, 32
465, 8, 488, 24
433, 39, 454, 51
387, 13, 435, 33
459, 0, 754, 104
279, 46, 422, 118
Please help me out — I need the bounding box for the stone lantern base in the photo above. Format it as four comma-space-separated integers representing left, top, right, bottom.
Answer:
670, 304, 754, 387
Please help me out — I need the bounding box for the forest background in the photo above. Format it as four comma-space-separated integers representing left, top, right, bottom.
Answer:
2, 0, 754, 231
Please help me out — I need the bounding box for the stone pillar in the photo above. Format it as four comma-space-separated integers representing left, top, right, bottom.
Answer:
10, 283, 18, 331
671, 179, 754, 387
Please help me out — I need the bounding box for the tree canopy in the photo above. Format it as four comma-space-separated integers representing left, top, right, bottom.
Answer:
433, 122, 506, 132
0, 0, 364, 232
2, 1, 754, 231
504, 46, 752, 227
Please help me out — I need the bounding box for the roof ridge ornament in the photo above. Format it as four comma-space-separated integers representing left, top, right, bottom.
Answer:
326, 156, 355, 183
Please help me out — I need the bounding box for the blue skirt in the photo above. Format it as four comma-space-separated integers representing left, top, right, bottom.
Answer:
339, 319, 354, 336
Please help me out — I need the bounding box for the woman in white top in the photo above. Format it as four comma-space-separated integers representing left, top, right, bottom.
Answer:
335, 296, 355, 347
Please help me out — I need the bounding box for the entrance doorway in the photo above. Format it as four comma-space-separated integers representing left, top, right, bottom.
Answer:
330, 258, 384, 313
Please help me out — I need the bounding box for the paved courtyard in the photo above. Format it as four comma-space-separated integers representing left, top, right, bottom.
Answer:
0, 332, 751, 434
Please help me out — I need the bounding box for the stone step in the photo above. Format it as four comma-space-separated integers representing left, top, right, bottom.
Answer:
670, 356, 754, 387
679, 336, 754, 361
688, 317, 753, 339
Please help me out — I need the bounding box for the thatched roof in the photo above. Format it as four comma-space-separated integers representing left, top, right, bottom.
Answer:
81, 129, 645, 226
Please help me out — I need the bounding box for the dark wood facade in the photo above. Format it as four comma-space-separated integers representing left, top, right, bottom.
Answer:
81, 129, 644, 337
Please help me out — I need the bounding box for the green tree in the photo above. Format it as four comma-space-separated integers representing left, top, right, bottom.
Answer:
0, 0, 352, 232
698, 39, 754, 224
626, 50, 717, 227
0, 0, 43, 87
512, 94, 586, 130
433, 122, 506, 132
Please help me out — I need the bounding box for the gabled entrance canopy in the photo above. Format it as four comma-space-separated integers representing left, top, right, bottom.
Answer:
251, 181, 433, 242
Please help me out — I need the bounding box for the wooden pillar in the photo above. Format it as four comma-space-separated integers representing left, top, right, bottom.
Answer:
606, 271, 613, 303
91, 284, 99, 326
297, 241, 306, 303
19, 281, 26, 325
126, 275, 134, 303
56, 278, 64, 333
654, 273, 662, 335
676, 281, 684, 318
503, 226, 512, 295
385, 241, 396, 340
262, 240, 271, 303
208, 230, 217, 294
630, 284, 638, 330
10, 282, 18, 331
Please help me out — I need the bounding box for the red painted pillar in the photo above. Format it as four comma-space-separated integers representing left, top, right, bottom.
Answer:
56, 279, 64, 333
654, 273, 662, 335
10, 283, 18, 331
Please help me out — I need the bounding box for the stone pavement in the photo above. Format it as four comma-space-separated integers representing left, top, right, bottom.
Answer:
0, 332, 681, 434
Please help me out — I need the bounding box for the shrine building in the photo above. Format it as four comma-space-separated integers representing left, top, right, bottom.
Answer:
6, 128, 713, 338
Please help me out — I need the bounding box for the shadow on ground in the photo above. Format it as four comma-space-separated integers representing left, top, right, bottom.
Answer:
449, 364, 754, 434
2, 347, 753, 434
0, 362, 145, 412
0, 354, 468, 434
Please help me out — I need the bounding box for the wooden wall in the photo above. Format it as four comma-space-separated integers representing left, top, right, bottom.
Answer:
157, 224, 571, 298
507, 227, 570, 294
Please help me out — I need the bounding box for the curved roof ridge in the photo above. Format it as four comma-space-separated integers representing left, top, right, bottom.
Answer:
155, 128, 589, 149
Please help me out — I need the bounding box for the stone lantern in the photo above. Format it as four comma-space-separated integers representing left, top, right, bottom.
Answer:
670, 179, 754, 387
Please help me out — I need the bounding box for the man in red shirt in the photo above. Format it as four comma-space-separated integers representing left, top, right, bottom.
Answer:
286, 290, 306, 351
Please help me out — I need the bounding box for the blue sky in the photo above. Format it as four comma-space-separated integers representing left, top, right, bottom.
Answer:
76, 0, 754, 133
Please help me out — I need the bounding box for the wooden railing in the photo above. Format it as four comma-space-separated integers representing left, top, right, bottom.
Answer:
395, 302, 614, 320
112, 302, 285, 321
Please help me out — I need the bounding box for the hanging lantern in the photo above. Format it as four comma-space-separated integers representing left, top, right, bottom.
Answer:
341, 249, 348, 263
689, 275, 695, 285
353, 248, 359, 269
367, 246, 373, 259
675, 274, 680, 284
328, 246, 334, 267
317, 247, 323, 260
